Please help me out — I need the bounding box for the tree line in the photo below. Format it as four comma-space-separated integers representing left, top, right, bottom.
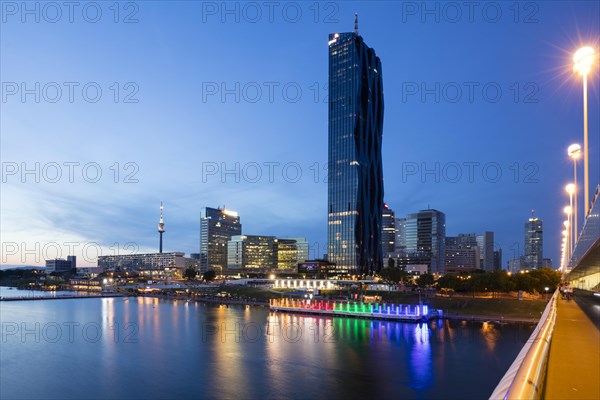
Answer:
378, 268, 561, 295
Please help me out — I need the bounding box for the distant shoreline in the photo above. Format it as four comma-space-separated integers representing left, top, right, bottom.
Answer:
0, 293, 125, 301
0, 286, 543, 324
140, 293, 539, 323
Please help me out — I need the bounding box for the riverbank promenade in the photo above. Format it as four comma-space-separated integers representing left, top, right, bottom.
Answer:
544, 294, 600, 399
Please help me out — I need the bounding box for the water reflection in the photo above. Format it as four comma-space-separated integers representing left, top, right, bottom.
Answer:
100, 298, 116, 358
265, 312, 340, 397
411, 323, 432, 390
481, 321, 499, 351
1, 299, 535, 400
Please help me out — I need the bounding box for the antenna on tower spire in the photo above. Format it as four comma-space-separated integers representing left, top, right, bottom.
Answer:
354, 13, 358, 35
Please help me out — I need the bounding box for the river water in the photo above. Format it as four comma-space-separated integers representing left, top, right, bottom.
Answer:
0, 295, 535, 399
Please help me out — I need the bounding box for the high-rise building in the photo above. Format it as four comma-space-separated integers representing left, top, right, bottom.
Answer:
45, 258, 74, 273
405, 209, 446, 274
524, 217, 543, 269
447, 233, 478, 248
327, 16, 385, 275
227, 235, 277, 271
390, 251, 431, 271
444, 239, 480, 274
476, 231, 494, 271
98, 252, 185, 272
382, 205, 396, 256
200, 207, 242, 273
277, 238, 309, 270
445, 234, 480, 273
395, 217, 407, 252
67, 255, 76, 270
493, 249, 502, 271
443, 232, 494, 272
228, 236, 309, 271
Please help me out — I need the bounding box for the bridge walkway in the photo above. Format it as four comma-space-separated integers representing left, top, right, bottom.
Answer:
543, 293, 600, 399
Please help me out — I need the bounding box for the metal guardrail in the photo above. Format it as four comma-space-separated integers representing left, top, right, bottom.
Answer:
489, 290, 558, 400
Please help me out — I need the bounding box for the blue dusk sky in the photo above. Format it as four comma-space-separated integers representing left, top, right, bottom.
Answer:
1, 1, 599, 267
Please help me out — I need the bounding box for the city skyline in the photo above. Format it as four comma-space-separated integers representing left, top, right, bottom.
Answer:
2, 2, 599, 267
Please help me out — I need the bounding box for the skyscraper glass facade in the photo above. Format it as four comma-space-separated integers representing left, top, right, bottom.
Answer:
276, 238, 309, 270
382, 206, 396, 256
327, 30, 384, 275
524, 218, 543, 269
476, 231, 494, 271
227, 236, 308, 271
404, 209, 446, 274
200, 207, 242, 273
395, 217, 407, 252
227, 235, 276, 270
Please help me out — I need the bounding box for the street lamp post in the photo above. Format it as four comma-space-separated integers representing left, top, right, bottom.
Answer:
567, 144, 581, 241
573, 46, 595, 217
545, 287, 549, 301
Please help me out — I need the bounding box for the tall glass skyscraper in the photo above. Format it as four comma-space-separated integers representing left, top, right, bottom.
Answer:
524, 217, 543, 269
327, 19, 384, 275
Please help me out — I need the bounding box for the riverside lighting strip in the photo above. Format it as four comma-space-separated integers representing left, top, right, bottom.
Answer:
269, 299, 431, 322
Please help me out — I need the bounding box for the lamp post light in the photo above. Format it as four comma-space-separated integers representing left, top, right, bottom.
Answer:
545, 286, 550, 301
563, 218, 571, 263
560, 242, 566, 271
567, 144, 581, 239
565, 183, 574, 248
573, 46, 595, 217
562, 229, 568, 267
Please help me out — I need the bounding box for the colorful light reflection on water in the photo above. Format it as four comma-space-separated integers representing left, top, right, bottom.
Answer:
1, 297, 535, 399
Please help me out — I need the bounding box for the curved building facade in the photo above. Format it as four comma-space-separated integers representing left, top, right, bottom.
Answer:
327, 29, 384, 275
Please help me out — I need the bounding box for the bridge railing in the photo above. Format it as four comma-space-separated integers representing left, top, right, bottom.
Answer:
489, 290, 558, 400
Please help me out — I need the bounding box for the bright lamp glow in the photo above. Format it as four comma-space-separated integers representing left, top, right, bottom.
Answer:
222, 209, 238, 217
564, 220, 570, 228
565, 184, 575, 195
564, 206, 572, 214
574, 47, 595, 76
568, 144, 582, 158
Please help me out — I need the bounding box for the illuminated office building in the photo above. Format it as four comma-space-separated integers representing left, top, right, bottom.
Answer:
200, 207, 242, 273
381, 205, 396, 256
404, 209, 446, 274
524, 217, 543, 269
327, 16, 385, 275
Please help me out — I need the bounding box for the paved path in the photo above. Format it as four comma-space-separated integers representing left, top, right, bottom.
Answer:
544, 294, 600, 399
